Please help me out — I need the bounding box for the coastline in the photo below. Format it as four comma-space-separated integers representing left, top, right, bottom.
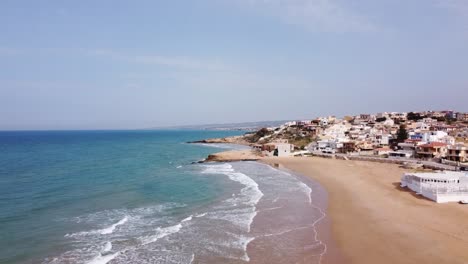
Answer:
262, 156, 468, 264
197, 145, 343, 263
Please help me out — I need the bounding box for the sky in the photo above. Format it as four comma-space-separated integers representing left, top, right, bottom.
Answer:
1, 0, 467, 130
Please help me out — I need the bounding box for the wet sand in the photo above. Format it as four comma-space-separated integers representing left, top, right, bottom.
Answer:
262, 157, 468, 264
246, 164, 342, 264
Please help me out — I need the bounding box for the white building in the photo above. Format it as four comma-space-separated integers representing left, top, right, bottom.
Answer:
319, 117, 329, 127
401, 171, 468, 203
262, 143, 294, 157
421, 131, 448, 143
323, 123, 351, 140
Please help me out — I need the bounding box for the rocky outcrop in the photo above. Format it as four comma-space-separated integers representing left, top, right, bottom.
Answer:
200, 150, 261, 163
187, 136, 249, 145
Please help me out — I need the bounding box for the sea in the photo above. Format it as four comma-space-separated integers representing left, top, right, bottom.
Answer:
0, 130, 328, 264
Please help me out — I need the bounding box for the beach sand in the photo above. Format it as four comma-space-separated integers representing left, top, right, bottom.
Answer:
262, 157, 468, 264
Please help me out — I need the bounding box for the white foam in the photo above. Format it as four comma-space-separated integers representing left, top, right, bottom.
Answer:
202, 164, 264, 234
204, 164, 263, 232
100, 216, 128, 235
181, 215, 193, 222
239, 236, 255, 261
65, 216, 129, 238
102, 242, 112, 253
310, 203, 328, 264
86, 252, 119, 264
298, 181, 312, 204
195, 212, 207, 218
141, 223, 183, 245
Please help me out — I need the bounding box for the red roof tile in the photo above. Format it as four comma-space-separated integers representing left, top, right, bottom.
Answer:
418, 142, 447, 148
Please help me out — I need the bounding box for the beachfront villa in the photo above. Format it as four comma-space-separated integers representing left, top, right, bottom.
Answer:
446, 144, 467, 163
401, 171, 468, 203
415, 142, 448, 159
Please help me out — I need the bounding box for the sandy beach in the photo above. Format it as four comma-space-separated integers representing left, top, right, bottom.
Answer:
262, 156, 468, 264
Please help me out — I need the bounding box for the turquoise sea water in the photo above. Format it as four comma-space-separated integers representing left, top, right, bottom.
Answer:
0, 130, 327, 264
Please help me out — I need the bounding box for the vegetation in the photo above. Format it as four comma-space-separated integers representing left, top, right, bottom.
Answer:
246, 127, 272, 143
396, 124, 409, 142
407, 112, 424, 121
288, 137, 313, 150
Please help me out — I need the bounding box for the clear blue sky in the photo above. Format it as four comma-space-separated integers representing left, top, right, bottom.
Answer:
1, 0, 467, 130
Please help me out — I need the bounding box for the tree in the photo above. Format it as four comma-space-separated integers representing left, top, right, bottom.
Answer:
376, 117, 387, 122
407, 112, 422, 121
397, 125, 408, 142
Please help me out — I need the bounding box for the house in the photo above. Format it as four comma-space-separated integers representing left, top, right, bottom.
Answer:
261, 143, 294, 157
414, 122, 431, 131
374, 134, 391, 146
416, 142, 447, 159
339, 141, 356, 153
401, 171, 468, 203
359, 114, 371, 121
315, 140, 334, 153
319, 117, 329, 127
421, 131, 450, 143
440, 136, 455, 145
457, 112, 468, 122
446, 144, 467, 163
391, 112, 408, 121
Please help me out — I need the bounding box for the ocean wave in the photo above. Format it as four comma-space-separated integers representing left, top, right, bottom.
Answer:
65, 216, 129, 237
140, 223, 183, 245
100, 216, 128, 235
181, 215, 193, 222
195, 212, 206, 218
201, 163, 264, 232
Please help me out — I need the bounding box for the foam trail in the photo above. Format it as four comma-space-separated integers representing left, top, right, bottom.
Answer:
65, 216, 129, 238
310, 203, 328, 264
189, 254, 195, 264
87, 252, 119, 264
298, 182, 312, 204
239, 236, 255, 262
100, 216, 128, 235
202, 163, 264, 232
182, 215, 193, 222
141, 223, 183, 245
195, 213, 206, 218
258, 206, 283, 212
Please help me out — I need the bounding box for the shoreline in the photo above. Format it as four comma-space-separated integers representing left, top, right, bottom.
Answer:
198, 145, 342, 263
263, 163, 346, 264
262, 156, 468, 264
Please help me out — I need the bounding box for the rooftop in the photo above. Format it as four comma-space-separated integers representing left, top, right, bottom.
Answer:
405, 171, 468, 181
418, 142, 447, 148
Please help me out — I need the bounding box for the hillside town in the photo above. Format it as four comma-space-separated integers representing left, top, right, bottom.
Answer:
246, 110, 468, 171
